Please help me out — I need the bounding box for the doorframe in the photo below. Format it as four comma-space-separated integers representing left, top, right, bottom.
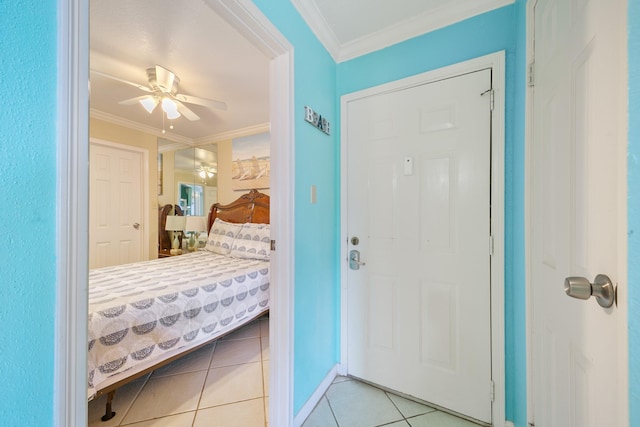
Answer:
524, 1, 630, 425
339, 51, 506, 426
89, 138, 150, 264
56, 1, 295, 426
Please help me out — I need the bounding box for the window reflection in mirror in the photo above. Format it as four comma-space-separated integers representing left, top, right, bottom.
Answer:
178, 182, 204, 215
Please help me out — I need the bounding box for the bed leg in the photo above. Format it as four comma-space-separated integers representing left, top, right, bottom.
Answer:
101, 390, 116, 421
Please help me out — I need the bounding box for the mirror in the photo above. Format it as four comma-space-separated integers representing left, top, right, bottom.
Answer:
158, 141, 217, 252
174, 145, 218, 215
158, 142, 218, 210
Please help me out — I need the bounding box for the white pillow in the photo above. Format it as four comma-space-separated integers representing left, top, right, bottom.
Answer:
230, 223, 271, 261
205, 218, 242, 255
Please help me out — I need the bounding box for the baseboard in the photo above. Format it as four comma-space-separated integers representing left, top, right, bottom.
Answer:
293, 364, 339, 427
505, 421, 515, 427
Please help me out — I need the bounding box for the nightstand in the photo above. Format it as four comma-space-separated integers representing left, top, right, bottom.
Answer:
158, 249, 183, 258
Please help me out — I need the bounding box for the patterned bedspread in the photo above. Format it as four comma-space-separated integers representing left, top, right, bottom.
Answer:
87, 251, 269, 400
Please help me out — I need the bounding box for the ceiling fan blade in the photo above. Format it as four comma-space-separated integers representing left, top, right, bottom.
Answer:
118, 95, 154, 106
175, 100, 200, 121
174, 93, 227, 111
90, 69, 152, 93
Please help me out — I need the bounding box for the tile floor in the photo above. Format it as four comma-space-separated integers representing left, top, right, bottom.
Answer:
302, 377, 483, 427
88, 316, 481, 427
88, 315, 270, 427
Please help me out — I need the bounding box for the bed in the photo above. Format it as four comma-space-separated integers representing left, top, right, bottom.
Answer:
88, 189, 270, 421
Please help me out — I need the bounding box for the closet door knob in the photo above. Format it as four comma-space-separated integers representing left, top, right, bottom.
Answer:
564, 274, 615, 308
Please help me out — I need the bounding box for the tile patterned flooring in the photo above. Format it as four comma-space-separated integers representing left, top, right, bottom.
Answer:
302, 377, 482, 427
88, 316, 481, 427
88, 316, 270, 427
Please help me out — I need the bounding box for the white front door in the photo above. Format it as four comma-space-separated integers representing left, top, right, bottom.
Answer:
90, 142, 144, 268
529, 0, 627, 425
346, 68, 493, 423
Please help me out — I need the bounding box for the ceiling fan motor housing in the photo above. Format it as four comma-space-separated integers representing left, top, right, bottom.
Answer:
147, 65, 179, 95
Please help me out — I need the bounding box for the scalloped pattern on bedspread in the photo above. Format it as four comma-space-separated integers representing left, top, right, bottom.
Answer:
87, 251, 269, 400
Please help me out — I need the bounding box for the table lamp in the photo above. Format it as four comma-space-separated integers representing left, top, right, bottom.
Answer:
165, 215, 186, 255
184, 215, 207, 251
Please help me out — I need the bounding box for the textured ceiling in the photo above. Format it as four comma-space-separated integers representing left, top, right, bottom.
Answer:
313, 0, 450, 43
89, 0, 271, 144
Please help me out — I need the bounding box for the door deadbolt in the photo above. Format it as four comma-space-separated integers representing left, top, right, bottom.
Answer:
349, 250, 365, 270
351, 236, 359, 246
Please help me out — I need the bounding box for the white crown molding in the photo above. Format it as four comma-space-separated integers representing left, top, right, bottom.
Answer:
294, 0, 514, 63
90, 108, 195, 145
193, 122, 270, 145
338, 0, 514, 62
157, 140, 189, 152
291, 0, 342, 60
90, 108, 269, 147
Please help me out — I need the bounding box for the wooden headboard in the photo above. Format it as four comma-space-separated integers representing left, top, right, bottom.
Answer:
207, 189, 270, 232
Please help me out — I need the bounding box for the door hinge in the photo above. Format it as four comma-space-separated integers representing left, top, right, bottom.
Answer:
270, 240, 276, 251
528, 61, 535, 87
490, 380, 495, 402
481, 88, 495, 111
489, 235, 494, 256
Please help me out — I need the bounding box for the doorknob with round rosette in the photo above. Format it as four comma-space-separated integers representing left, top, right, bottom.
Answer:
564, 274, 616, 308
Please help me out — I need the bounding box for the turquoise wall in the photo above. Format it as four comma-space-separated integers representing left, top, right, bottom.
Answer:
0, 0, 58, 425
628, 0, 640, 424
251, 0, 341, 415
337, 4, 527, 425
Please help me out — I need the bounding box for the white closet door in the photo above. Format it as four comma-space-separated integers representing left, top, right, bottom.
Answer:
90, 142, 144, 268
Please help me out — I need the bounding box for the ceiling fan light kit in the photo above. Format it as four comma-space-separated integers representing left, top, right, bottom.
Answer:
161, 98, 181, 120
198, 167, 216, 179
91, 64, 228, 134
139, 97, 159, 114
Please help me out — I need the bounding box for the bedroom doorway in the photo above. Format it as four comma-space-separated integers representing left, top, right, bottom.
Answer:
57, 1, 294, 426
340, 52, 505, 425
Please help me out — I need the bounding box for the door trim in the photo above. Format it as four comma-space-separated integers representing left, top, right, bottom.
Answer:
56, 0, 295, 426
339, 51, 506, 426
89, 138, 150, 263
524, 1, 629, 425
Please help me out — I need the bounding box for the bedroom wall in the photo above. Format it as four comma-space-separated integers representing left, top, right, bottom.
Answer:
158, 150, 176, 207
0, 1, 57, 425
336, 3, 527, 425
212, 139, 235, 204
628, 0, 640, 422
251, 0, 340, 415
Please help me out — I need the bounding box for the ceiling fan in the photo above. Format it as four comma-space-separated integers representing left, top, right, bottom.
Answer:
91, 64, 227, 121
